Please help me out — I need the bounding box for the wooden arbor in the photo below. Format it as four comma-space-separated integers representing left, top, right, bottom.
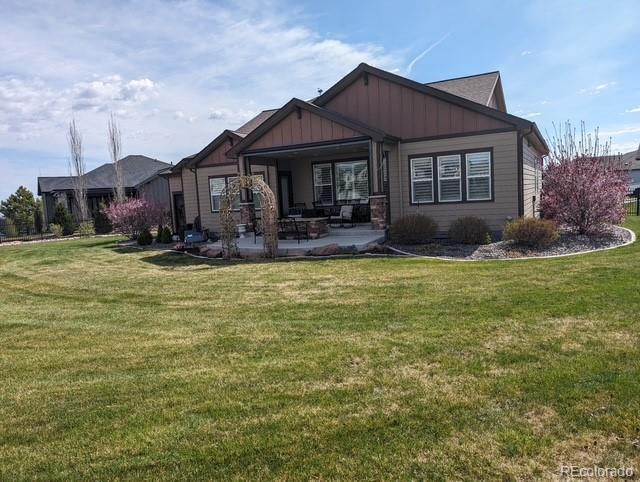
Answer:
220, 175, 278, 259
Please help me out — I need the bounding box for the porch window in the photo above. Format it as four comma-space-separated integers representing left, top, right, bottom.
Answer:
438, 155, 462, 202
209, 176, 240, 212
335, 160, 369, 203
466, 152, 492, 201
410, 157, 434, 203
313, 163, 333, 206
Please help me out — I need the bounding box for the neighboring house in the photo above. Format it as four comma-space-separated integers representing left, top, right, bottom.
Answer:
164, 63, 548, 237
38, 155, 171, 226
623, 145, 640, 192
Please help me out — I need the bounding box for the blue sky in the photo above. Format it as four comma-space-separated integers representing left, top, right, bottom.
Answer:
1, 0, 639, 200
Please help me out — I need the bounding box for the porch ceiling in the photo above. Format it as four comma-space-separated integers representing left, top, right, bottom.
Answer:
245, 138, 369, 161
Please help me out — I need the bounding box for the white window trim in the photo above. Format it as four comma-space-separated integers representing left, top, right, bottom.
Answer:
465, 152, 492, 201
313, 163, 334, 206
210, 176, 241, 212
437, 155, 462, 202
410, 157, 434, 204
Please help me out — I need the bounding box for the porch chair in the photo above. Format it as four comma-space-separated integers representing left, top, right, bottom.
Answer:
251, 213, 263, 244
328, 204, 355, 228
278, 218, 309, 244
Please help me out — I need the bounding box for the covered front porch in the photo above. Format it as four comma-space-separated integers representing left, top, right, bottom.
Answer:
241, 137, 391, 231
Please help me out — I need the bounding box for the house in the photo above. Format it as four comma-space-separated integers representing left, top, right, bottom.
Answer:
38, 155, 171, 226
164, 63, 548, 238
623, 145, 640, 192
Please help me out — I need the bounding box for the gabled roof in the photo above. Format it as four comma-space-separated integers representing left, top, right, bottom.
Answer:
313, 63, 547, 152
234, 109, 278, 135
226, 98, 395, 157
426, 71, 505, 110
38, 155, 171, 194
169, 130, 243, 172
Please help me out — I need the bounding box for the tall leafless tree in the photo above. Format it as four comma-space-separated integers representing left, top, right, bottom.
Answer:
68, 118, 89, 222
108, 113, 125, 203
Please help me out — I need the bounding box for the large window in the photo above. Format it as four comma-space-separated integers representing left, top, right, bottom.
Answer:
410, 157, 434, 203
438, 155, 462, 202
335, 160, 369, 202
209, 176, 240, 212
251, 173, 265, 210
313, 163, 333, 206
466, 151, 492, 201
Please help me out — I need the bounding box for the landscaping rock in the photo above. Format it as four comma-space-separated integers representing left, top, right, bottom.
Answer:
359, 242, 386, 254
204, 248, 223, 258
309, 243, 341, 256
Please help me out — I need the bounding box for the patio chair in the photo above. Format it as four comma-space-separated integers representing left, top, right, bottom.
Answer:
328, 205, 355, 228
278, 218, 309, 244
251, 213, 263, 244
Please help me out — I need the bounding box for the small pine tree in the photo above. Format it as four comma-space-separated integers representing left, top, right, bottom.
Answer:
137, 228, 153, 246
160, 226, 173, 243
52, 203, 75, 236
156, 225, 164, 243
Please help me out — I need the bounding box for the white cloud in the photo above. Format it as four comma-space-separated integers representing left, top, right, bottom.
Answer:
521, 50, 532, 56
578, 81, 617, 95
0, 0, 400, 184
524, 112, 541, 118
600, 125, 640, 137
406, 32, 451, 75
626, 106, 640, 113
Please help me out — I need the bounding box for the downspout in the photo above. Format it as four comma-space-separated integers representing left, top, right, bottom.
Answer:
517, 126, 534, 217
397, 140, 402, 218
190, 167, 201, 225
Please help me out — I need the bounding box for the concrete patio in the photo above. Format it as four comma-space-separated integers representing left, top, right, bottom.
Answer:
207, 224, 386, 257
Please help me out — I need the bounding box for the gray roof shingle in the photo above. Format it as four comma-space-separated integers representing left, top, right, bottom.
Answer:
234, 109, 278, 135
426, 71, 500, 106
38, 155, 171, 194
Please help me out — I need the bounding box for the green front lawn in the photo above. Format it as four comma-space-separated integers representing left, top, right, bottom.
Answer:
1, 219, 639, 480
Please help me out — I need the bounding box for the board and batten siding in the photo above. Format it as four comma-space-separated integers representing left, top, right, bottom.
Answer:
522, 139, 542, 217
389, 131, 520, 234
195, 164, 239, 232
181, 168, 199, 225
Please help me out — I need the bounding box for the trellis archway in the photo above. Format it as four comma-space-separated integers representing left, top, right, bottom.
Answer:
220, 175, 278, 259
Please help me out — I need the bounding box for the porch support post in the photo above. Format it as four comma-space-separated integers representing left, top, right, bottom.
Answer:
369, 195, 388, 230
237, 154, 256, 229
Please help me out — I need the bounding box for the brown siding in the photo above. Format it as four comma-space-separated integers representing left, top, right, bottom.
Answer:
390, 131, 519, 234
247, 109, 363, 151
522, 139, 542, 217
325, 74, 511, 140
195, 164, 239, 232
181, 168, 199, 225
198, 138, 235, 167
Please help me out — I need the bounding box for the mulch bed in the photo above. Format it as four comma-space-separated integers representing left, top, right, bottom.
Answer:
389, 225, 633, 260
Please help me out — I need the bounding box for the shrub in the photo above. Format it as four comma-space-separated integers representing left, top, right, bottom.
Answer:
78, 221, 95, 237
137, 228, 153, 246
52, 203, 75, 235
390, 214, 438, 244
34, 204, 43, 234
541, 121, 629, 234
448, 216, 491, 244
156, 225, 164, 243
503, 217, 560, 248
93, 206, 112, 234
102, 197, 169, 240
3, 219, 18, 238
49, 223, 63, 238
160, 226, 173, 244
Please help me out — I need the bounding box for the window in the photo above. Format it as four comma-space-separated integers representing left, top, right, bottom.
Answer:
410, 157, 434, 203
209, 176, 240, 212
466, 151, 492, 201
313, 163, 333, 205
335, 160, 369, 202
438, 155, 462, 202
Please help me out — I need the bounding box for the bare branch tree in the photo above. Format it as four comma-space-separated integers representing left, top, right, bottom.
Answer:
68, 118, 89, 222
108, 113, 125, 203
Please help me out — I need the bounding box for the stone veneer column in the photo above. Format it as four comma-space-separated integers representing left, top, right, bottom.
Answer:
239, 202, 256, 230
369, 195, 388, 230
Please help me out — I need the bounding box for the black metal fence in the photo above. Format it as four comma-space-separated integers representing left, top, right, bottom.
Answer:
625, 192, 640, 217
0, 221, 51, 243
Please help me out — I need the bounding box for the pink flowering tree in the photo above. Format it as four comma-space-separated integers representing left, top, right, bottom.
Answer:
541, 122, 630, 234
102, 197, 169, 239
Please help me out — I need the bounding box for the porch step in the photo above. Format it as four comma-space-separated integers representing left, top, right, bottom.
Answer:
328, 228, 385, 237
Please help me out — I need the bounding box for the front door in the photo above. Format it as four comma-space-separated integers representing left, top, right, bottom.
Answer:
173, 193, 186, 237
278, 172, 293, 217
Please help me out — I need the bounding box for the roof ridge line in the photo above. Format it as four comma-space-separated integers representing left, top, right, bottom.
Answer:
425, 70, 500, 85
